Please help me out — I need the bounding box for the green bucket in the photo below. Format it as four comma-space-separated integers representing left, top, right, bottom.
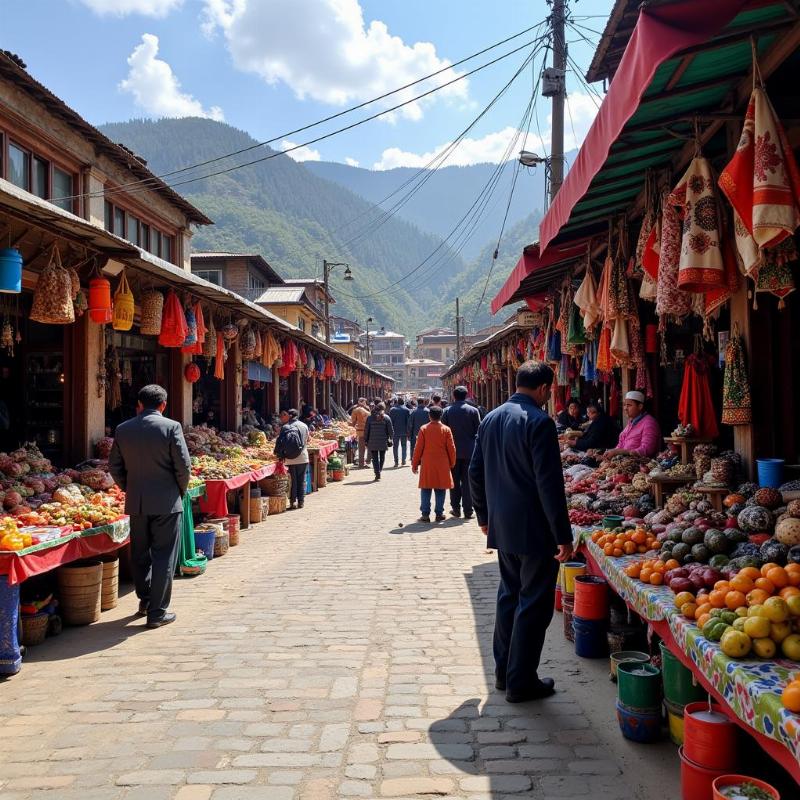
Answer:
602, 515, 624, 530
617, 661, 662, 710
660, 641, 706, 706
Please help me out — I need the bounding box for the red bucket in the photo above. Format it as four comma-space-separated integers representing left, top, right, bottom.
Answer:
683, 702, 737, 771
562, 593, 575, 642
227, 514, 240, 539
555, 585, 563, 612
573, 575, 608, 620
679, 746, 729, 800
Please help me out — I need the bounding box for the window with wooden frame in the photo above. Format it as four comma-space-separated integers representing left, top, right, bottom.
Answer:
103, 198, 177, 264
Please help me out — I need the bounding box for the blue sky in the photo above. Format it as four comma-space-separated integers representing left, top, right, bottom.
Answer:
5, 0, 613, 170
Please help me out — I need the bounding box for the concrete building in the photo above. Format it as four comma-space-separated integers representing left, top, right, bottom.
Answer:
415, 327, 487, 368
361, 328, 406, 386
404, 358, 446, 394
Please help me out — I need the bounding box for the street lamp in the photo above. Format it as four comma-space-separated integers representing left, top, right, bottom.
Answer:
322, 260, 352, 343
365, 317, 373, 364
518, 150, 553, 209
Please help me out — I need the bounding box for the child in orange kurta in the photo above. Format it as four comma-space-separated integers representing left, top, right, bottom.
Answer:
411, 406, 456, 523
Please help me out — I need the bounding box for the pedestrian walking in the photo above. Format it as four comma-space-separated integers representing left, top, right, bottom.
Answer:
411, 406, 456, 523
469, 361, 573, 703
275, 409, 309, 509
108, 384, 191, 629
442, 385, 480, 519
350, 397, 370, 467
364, 402, 394, 481
408, 397, 429, 458
388, 397, 411, 467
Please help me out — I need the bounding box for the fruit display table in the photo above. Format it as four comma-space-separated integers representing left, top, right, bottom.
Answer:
0, 517, 131, 676
198, 463, 282, 525
648, 474, 696, 508
307, 442, 339, 492
575, 530, 800, 781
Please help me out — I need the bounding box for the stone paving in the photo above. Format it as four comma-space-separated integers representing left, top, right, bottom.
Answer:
0, 465, 681, 799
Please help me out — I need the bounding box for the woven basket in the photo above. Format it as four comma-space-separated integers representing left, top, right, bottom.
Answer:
268, 495, 287, 515
140, 290, 164, 335
214, 529, 230, 557
21, 612, 49, 646
260, 474, 290, 497
322, 430, 338, 440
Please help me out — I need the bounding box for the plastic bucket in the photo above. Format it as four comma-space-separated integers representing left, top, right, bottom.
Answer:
573, 616, 608, 658
558, 562, 565, 591
554, 585, 563, 612
679, 746, 729, 800
193, 526, 216, 561
757, 458, 785, 489
683, 702, 737, 771
615, 699, 661, 743
661, 641, 706, 706
603, 515, 624, 530
574, 575, 609, 620
712, 775, 780, 800
562, 593, 575, 642
665, 698, 686, 746
562, 562, 586, 594
609, 650, 649, 682
617, 662, 662, 710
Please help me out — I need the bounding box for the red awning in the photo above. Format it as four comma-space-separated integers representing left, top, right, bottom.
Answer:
537, 0, 748, 256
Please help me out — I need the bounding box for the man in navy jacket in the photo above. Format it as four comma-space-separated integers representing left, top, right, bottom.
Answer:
442, 386, 480, 518
469, 361, 573, 703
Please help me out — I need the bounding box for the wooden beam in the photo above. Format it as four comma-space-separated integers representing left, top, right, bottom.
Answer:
665, 54, 695, 92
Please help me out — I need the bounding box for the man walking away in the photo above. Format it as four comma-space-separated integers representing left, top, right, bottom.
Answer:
442, 385, 480, 519
469, 361, 573, 703
408, 399, 430, 460
350, 397, 370, 468
364, 402, 394, 481
109, 384, 191, 629
412, 405, 456, 522
388, 398, 411, 467
276, 409, 309, 510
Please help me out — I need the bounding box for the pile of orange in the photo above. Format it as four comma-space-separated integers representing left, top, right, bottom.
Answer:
590, 527, 659, 558
624, 558, 680, 585
782, 677, 800, 712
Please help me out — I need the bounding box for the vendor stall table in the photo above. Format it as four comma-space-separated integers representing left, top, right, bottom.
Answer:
308, 441, 340, 492
649, 474, 696, 508
663, 437, 713, 465
694, 485, 729, 512
198, 463, 281, 528
574, 530, 800, 782
0, 517, 131, 676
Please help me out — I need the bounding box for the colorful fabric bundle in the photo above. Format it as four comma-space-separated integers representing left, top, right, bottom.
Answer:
278, 340, 298, 377
213, 332, 225, 380
182, 305, 198, 348
574, 264, 601, 332
182, 303, 207, 355
678, 353, 719, 439
722, 331, 752, 425
159, 290, 189, 347
262, 331, 281, 367
596, 326, 613, 373
656, 194, 692, 325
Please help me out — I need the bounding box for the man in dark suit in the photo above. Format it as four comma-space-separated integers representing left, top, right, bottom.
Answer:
442, 386, 480, 519
109, 384, 192, 629
469, 361, 573, 703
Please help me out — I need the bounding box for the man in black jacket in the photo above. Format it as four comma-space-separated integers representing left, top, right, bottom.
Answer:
442, 386, 480, 519
567, 402, 618, 452
109, 384, 192, 629
469, 361, 573, 703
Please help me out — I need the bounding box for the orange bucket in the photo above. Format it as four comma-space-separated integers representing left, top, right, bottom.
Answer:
683, 702, 737, 771
573, 575, 608, 620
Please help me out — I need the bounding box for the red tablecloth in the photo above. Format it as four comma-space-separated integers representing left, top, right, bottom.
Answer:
0, 519, 130, 586
312, 441, 339, 461
197, 463, 283, 517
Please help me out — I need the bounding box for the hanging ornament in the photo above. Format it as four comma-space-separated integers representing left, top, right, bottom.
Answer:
88, 275, 113, 324
184, 361, 201, 383
1, 319, 14, 355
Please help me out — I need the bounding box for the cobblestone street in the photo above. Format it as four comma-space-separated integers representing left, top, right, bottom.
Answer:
1, 466, 680, 800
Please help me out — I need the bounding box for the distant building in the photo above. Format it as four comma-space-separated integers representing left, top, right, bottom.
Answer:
404, 358, 445, 394
415, 327, 485, 367
361, 328, 406, 386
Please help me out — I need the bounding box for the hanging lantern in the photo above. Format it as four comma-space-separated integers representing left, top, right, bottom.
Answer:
0, 248, 22, 293
184, 361, 201, 383
88, 276, 113, 324
645, 324, 658, 354
221, 322, 238, 341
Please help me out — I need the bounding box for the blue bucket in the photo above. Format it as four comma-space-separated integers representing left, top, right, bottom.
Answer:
757, 458, 785, 489
0, 247, 22, 294
573, 616, 608, 658
194, 527, 216, 561
615, 699, 662, 743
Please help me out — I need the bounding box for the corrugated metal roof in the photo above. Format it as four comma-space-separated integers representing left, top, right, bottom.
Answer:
256, 287, 307, 304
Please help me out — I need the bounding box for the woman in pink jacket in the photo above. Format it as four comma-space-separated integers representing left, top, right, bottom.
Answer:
603, 391, 662, 459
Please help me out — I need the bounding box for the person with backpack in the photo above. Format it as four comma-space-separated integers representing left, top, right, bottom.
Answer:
275, 409, 309, 510
363, 402, 394, 481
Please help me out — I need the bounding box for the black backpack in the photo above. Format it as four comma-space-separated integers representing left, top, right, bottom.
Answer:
275, 423, 304, 459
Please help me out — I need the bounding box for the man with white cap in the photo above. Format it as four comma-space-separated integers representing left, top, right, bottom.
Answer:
603, 390, 662, 459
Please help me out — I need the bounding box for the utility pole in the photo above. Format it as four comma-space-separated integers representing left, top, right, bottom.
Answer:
455, 297, 461, 362
549, 0, 567, 202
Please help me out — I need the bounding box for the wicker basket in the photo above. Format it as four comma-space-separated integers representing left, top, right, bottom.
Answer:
260, 474, 290, 497
57, 561, 102, 625
139, 290, 164, 335
268, 495, 287, 515
21, 612, 49, 646
214, 529, 230, 557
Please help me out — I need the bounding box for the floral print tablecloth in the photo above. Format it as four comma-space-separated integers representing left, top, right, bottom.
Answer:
575, 527, 800, 766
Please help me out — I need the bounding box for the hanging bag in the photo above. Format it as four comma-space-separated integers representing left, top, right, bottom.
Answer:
159, 290, 188, 347
112, 271, 135, 331
30, 247, 75, 325
140, 290, 164, 335
203, 313, 217, 358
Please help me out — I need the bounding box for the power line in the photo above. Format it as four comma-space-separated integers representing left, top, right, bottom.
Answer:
51, 25, 550, 206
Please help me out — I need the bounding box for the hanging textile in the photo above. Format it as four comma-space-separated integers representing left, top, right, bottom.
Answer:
678, 353, 719, 439
213, 332, 225, 380
159, 291, 189, 347
580, 337, 598, 383
634, 173, 658, 279
640, 271, 658, 302
262, 331, 281, 367
253, 329, 263, 360
610, 319, 630, 365
718, 85, 800, 276
574, 260, 601, 332
597, 253, 613, 322
629, 319, 652, 398
670, 156, 726, 292
557, 355, 570, 387
278, 340, 298, 378
609, 379, 620, 418
753, 237, 796, 307
546, 330, 562, 363
656, 194, 692, 325
596, 326, 613, 373
182, 302, 206, 355
722, 328, 752, 425
704, 237, 741, 317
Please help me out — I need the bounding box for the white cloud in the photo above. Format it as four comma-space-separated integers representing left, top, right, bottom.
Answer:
120, 34, 224, 121
202, 0, 467, 121
372, 92, 599, 169
78, 0, 183, 17
344, 157, 360, 167
281, 140, 321, 162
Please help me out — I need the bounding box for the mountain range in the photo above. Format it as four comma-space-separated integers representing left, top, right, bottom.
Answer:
99, 117, 545, 335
